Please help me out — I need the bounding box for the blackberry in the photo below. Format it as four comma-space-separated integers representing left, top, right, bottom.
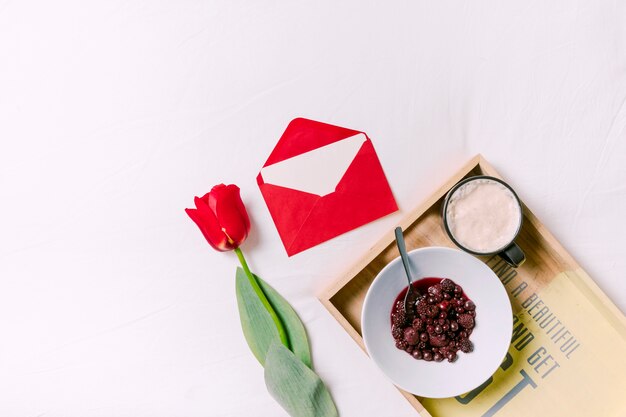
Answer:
459, 338, 473, 353
428, 284, 443, 298
416, 300, 430, 317
391, 325, 403, 340
412, 318, 424, 330
440, 279, 455, 293
458, 314, 475, 329
396, 339, 408, 350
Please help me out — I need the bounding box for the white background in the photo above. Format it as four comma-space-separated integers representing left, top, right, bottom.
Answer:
1, 1, 625, 416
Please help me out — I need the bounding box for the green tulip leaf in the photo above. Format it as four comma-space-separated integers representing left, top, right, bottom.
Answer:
256, 275, 312, 369
235, 267, 281, 365
264, 342, 339, 417
235, 268, 311, 368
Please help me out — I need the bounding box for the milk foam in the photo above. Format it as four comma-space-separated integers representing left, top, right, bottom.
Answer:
445, 179, 521, 253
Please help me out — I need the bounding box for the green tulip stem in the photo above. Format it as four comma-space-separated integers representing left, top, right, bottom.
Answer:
234, 247, 289, 348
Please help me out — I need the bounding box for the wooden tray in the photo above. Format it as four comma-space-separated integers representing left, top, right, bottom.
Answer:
319, 155, 626, 417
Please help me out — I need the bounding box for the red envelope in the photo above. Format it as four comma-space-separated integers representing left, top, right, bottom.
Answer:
257, 118, 398, 256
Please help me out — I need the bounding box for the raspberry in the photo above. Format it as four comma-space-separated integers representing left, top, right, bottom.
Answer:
458, 314, 475, 329
459, 339, 473, 353
404, 327, 419, 345
440, 279, 455, 293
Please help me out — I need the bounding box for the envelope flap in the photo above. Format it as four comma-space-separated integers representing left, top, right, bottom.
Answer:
259, 133, 367, 196
264, 118, 361, 166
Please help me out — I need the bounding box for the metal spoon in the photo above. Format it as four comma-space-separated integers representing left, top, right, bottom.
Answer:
394, 227, 420, 317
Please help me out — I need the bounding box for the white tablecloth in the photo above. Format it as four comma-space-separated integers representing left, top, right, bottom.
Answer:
1, 1, 625, 416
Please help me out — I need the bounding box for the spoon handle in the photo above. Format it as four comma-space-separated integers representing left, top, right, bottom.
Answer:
395, 227, 413, 285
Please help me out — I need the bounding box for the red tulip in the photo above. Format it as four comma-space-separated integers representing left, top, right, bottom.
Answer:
185, 184, 251, 251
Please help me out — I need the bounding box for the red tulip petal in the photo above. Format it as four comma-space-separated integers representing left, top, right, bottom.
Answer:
207, 184, 226, 214
213, 185, 249, 246
233, 190, 251, 232
199, 192, 211, 206
186, 203, 232, 251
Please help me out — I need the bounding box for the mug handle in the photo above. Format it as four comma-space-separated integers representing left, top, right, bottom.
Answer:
498, 242, 525, 268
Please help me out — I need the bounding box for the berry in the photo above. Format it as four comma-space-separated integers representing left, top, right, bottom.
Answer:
450, 321, 459, 332
464, 300, 475, 311
393, 307, 407, 326
412, 318, 424, 330
434, 353, 444, 362
396, 339, 408, 350
392, 325, 403, 339
404, 327, 419, 345
416, 300, 430, 317
420, 332, 429, 342
439, 300, 450, 311
412, 350, 423, 359
428, 284, 443, 297
427, 305, 439, 317
458, 314, 475, 329
423, 351, 433, 361
447, 351, 457, 362
440, 279, 455, 293
429, 334, 448, 347
434, 325, 443, 334
459, 339, 473, 353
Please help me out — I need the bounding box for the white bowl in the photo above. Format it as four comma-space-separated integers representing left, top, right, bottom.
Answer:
361, 246, 512, 398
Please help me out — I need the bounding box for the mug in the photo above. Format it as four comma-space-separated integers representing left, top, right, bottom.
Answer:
442, 175, 526, 268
